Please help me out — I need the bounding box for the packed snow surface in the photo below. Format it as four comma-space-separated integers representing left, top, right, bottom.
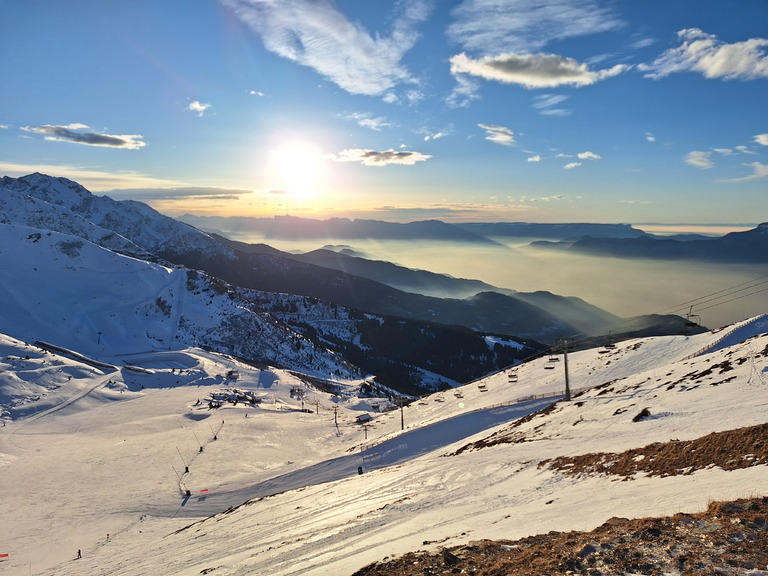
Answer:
1, 315, 766, 575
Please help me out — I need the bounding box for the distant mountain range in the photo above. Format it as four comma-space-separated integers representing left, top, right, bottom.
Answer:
179, 213, 647, 243
0, 173, 706, 393
532, 224, 768, 263
179, 213, 768, 264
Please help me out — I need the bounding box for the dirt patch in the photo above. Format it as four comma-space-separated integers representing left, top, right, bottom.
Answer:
542, 422, 768, 480
351, 496, 768, 575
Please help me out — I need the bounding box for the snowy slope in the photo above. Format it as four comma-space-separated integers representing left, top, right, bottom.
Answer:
0, 316, 766, 575
0, 223, 359, 381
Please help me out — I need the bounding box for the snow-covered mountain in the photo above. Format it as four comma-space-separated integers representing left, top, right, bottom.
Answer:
0, 316, 766, 575
0, 173, 542, 391
2, 174, 686, 348
0, 223, 358, 379
0, 172, 232, 262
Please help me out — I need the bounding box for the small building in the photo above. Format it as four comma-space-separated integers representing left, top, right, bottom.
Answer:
356, 413, 372, 424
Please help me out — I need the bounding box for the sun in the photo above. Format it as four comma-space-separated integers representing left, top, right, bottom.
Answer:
272, 141, 321, 195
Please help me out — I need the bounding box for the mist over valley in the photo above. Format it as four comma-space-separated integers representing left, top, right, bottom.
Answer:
179, 215, 766, 331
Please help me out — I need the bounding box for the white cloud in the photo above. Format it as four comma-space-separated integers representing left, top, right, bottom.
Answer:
685, 150, 714, 169
714, 148, 734, 156
447, 0, 623, 55
249, 90, 264, 96
641, 28, 768, 80
478, 123, 515, 146
326, 148, 431, 166
188, 101, 211, 116
527, 155, 541, 162
20, 124, 146, 149
563, 162, 582, 169
342, 112, 392, 131
423, 131, 447, 141
645, 132, 656, 142
736, 145, 757, 155
755, 134, 768, 146
450, 52, 629, 89
719, 162, 768, 183
577, 151, 601, 160
221, 0, 431, 97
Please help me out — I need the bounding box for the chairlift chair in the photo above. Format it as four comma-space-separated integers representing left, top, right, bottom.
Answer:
681, 306, 701, 333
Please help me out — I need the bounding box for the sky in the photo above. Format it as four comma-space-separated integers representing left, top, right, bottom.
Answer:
1, 0, 767, 224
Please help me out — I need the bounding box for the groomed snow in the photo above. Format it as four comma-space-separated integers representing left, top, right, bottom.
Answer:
1, 316, 766, 575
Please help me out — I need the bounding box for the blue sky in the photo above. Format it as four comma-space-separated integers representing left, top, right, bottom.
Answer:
1, 0, 767, 224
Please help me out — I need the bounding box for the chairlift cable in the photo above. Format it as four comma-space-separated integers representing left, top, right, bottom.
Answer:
673, 280, 768, 313
653, 274, 768, 316
502, 271, 768, 371
695, 286, 768, 313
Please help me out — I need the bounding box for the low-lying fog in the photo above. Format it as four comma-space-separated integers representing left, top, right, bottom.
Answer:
231, 234, 764, 331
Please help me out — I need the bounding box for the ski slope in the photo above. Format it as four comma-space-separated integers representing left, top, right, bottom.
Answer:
0, 315, 767, 575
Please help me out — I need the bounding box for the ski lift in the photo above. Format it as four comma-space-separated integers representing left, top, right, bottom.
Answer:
680, 306, 701, 334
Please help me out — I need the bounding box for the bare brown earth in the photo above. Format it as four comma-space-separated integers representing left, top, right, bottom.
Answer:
543, 422, 768, 480
351, 424, 768, 576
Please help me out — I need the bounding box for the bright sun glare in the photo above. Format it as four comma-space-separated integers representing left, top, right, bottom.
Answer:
273, 141, 320, 195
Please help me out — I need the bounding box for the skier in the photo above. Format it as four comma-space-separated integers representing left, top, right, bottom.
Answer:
77, 549, 81, 559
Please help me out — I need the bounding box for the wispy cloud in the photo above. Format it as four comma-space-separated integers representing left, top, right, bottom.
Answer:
221, 0, 431, 97
645, 132, 656, 142
107, 186, 253, 201
447, 0, 623, 55
342, 112, 393, 131
719, 162, 768, 183
326, 148, 431, 166
188, 101, 211, 116
630, 37, 655, 50
532, 94, 570, 116
641, 28, 768, 80
450, 52, 629, 89
0, 162, 181, 191
20, 124, 146, 149
685, 150, 714, 169
478, 123, 515, 146
755, 134, 768, 146
445, 73, 481, 108
423, 130, 448, 141
577, 151, 601, 160
527, 155, 541, 162
563, 162, 582, 169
